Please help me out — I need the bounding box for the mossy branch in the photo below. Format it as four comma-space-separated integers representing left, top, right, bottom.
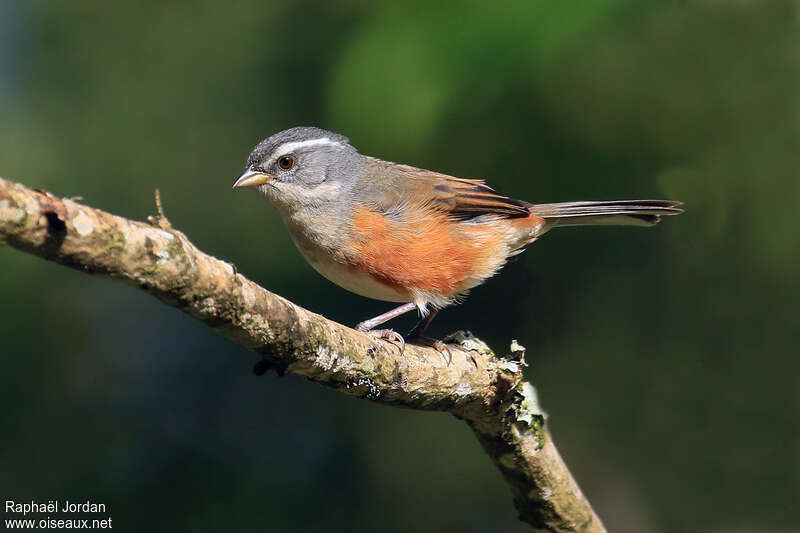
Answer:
0, 177, 605, 532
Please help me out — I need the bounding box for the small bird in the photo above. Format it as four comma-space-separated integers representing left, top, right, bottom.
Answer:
233, 127, 681, 358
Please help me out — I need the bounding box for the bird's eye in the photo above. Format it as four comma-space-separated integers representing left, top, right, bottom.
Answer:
278, 155, 295, 170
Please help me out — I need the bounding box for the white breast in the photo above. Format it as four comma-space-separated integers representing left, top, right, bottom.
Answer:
283, 217, 409, 304
302, 246, 409, 303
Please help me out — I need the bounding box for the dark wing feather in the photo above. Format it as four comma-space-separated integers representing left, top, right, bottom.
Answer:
362, 158, 531, 220
398, 167, 530, 220
427, 176, 531, 220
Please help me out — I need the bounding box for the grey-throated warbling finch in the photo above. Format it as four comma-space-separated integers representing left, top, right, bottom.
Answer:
233, 127, 682, 359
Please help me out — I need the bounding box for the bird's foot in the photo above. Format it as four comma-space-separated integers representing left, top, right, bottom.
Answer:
358, 327, 405, 354
408, 335, 453, 366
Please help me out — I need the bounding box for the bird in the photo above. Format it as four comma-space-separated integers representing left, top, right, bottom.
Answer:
233, 126, 682, 360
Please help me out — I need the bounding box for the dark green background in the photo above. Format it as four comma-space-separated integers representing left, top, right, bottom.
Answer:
1, 2, 797, 531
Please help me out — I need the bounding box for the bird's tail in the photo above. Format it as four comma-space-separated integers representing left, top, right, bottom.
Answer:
529, 200, 683, 228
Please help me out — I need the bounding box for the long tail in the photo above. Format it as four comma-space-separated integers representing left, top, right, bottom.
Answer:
529, 199, 683, 228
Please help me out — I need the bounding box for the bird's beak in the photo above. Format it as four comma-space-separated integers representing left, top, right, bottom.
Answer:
232, 167, 275, 189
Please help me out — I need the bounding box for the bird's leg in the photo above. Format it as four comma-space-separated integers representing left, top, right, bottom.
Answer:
355, 302, 417, 331
407, 308, 453, 366
407, 307, 438, 337
355, 302, 417, 353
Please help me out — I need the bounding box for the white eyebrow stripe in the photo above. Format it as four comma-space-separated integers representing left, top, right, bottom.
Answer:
269, 137, 343, 162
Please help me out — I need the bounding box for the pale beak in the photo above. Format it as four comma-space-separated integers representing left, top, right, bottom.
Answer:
232, 167, 275, 189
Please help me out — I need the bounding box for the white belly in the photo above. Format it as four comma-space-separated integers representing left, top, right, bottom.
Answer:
286, 226, 409, 303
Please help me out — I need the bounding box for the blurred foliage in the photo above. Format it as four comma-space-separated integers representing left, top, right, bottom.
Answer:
1, 1, 797, 532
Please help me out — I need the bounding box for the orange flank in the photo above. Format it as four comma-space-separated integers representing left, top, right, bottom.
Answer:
510, 212, 546, 230
347, 206, 514, 298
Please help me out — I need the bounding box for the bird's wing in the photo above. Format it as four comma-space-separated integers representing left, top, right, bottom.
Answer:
364, 159, 530, 221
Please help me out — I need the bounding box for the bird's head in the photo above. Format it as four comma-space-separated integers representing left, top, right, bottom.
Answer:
233, 127, 361, 213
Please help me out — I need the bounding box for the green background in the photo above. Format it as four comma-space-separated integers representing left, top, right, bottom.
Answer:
1, 2, 797, 531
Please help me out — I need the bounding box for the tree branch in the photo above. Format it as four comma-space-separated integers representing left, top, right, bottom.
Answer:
0, 177, 605, 532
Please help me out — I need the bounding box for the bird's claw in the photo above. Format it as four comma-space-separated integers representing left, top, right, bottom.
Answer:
356, 325, 451, 365
362, 328, 405, 354
408, 335, 453, 366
